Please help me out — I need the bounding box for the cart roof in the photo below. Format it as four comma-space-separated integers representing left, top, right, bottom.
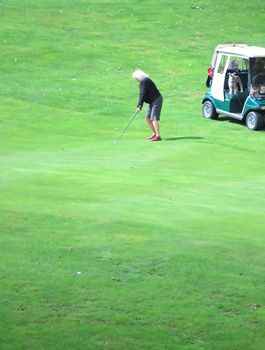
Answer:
214, 44, 265, 58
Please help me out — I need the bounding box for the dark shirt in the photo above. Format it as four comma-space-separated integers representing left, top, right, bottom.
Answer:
137, 77, 161, 109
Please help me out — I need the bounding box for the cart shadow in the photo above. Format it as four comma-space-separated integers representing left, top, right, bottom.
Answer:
163, 136, 204, 141
218, 116, 243, 125
218, 116, 265, 131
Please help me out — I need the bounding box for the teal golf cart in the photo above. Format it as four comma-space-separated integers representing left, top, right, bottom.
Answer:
202, 44, 265, 130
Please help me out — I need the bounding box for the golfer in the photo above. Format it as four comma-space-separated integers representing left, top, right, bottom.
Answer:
133, 69, 163, 141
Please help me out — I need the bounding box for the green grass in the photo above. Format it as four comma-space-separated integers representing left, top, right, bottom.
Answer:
0, 1, 265, 349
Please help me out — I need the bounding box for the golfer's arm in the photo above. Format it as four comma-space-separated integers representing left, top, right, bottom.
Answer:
137, 83, 147, 109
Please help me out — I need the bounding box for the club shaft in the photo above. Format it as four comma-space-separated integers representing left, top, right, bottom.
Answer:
115, 111, 139, 143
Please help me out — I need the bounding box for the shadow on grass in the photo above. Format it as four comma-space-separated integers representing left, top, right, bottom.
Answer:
218, 116, 265, 132
163, 136, 204, 141
218, 116, 243, 126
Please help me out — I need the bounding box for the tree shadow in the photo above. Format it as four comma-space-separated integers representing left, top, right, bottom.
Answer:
163, 136, 204, 141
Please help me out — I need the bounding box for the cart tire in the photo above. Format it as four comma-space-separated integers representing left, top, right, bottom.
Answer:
246, 111, 264, 131
202, 100, 218, 119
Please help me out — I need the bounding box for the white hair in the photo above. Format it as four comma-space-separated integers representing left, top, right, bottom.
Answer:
132, 69, 149, 81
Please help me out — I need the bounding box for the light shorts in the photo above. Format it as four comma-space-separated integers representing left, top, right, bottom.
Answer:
146, 95, 163, 121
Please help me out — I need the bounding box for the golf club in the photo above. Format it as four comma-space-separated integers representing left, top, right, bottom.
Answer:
113, 111, 139, 144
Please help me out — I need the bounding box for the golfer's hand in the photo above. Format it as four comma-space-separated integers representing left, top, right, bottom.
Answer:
136, 107, 141, 113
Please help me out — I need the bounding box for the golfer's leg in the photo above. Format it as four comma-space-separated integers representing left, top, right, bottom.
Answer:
152, 117, 160, 137
146, 104, 155, 134
147, 118, 156, 133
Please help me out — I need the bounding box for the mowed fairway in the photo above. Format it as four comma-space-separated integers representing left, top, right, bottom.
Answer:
0, 1, 265, 349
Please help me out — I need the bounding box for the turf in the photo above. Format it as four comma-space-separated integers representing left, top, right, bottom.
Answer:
0, 1, 265, 349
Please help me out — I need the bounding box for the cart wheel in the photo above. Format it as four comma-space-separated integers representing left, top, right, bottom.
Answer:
202, 100, 218, 119
246, 111, 264, 131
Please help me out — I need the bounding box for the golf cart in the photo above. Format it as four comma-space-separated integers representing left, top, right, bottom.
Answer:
202, 44, 265, 130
